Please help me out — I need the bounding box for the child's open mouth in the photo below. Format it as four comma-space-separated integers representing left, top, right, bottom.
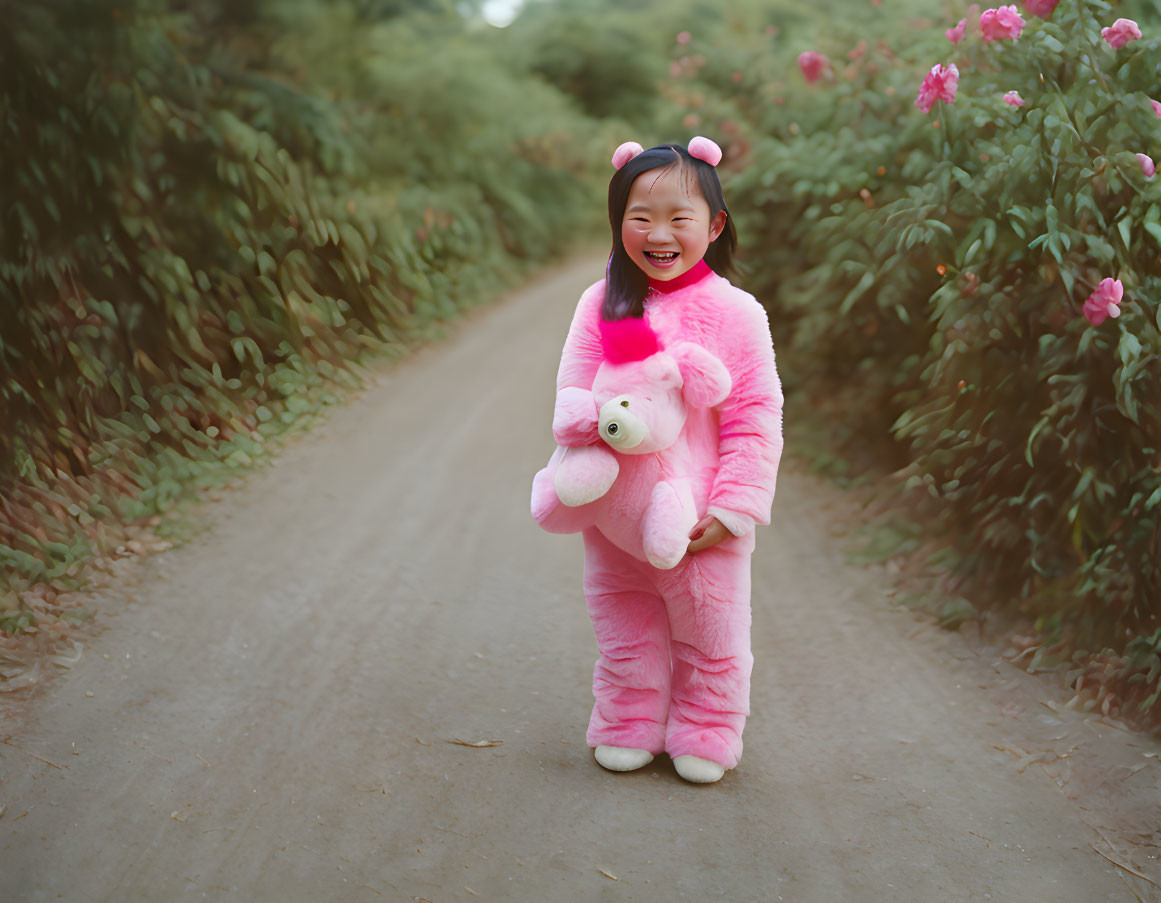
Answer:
644, 251, 680, 267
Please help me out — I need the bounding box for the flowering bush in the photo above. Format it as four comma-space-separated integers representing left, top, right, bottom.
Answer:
797, 51, 830, 83
1101, 16, 1142, 47
915, 63, 959, 112
717, 0, 1161, 723
1024, 0, 1060, 17
1082, 278, 1123, 326
979, 5, 1025, 41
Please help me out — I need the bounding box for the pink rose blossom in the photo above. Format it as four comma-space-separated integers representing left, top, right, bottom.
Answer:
798, 51, 830, 83
1151, 99, 1161, 117
1023, 0, 1059, 18
946, 18, 967, 43
915, 63, 959, 113
1003, 91, 1025, 107
1082, 278, 1123, 327
676, 31, 692, 45
1102, 18, 1142, 49
980, 6, 1024, 41
1138, 153, 1156, 178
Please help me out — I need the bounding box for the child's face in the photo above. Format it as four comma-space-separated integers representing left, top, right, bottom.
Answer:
621, 165, 727, 281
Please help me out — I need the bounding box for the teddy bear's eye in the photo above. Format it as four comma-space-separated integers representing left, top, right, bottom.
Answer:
620, 400, 629, 408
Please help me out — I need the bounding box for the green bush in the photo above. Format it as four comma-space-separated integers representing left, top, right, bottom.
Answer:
695, 0, 1160, 723
0, 0, 608, 613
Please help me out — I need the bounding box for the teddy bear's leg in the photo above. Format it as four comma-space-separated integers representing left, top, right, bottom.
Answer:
656, 530, 757, 776
641, 479, 699, 570
581, 527, 670, 761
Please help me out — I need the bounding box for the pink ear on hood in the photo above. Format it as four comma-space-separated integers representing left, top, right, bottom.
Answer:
611, 141, 645, 170
600, 316, 662, 364
669, 341, 731, 407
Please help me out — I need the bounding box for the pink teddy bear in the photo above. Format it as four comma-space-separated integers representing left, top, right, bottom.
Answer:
531, 319, 731, 569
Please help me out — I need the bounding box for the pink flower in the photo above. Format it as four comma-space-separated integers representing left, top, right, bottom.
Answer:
1023, 0, 1059, 18
980, 5, 1024, 41
1082, 278, 1123, 327
1003, 91, 1025, 107
1102, 18, 1142, 49
797, 51, 830, 83
915, 63, 959, 113
946, 18, 967, 43
1152, 99, 1161, 118
1138, 153, 1156, 178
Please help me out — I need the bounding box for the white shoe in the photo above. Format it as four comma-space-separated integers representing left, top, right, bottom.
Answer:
594, 745, 654, 772
672, 755, 725, 783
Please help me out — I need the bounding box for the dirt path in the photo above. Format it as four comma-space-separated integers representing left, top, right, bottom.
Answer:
1, 255, 1159, 902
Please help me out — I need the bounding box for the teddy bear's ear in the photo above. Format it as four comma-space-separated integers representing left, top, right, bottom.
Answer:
670, 342, 731, 408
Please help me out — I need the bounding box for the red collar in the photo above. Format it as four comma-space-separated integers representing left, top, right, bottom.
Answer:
647, 259, 713, 295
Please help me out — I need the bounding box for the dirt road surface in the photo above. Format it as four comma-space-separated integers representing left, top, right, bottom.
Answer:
2, 255, 1159, 902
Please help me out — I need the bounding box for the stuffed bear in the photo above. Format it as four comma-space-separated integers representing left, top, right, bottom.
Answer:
531, 318, 731, 570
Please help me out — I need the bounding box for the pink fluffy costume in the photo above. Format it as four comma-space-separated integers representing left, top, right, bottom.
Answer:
532, 259, 784, 772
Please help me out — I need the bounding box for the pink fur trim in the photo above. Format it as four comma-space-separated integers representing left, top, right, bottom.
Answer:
600, 317, 661, 363
688, 136, 722, 167
612, 141, 644, 170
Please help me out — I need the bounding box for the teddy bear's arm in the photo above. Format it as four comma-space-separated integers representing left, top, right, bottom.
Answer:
552, 386, 600, 446
707, 301, 785, 529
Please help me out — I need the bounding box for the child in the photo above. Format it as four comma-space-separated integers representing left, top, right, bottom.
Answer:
546, 137, 784, 783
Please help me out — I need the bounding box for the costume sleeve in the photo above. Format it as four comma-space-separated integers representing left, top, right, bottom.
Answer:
707, 299, 784, 534
552, 283, 605, 446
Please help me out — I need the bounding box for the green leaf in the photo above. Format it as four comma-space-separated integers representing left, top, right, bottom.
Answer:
1143, 222, 1161, 249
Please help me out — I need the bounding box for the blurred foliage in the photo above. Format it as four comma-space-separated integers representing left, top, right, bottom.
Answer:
510, 1, 667, 120
0, 0, 613, 664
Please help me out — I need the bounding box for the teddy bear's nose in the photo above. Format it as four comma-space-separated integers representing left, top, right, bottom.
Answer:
607, 423, 619, 435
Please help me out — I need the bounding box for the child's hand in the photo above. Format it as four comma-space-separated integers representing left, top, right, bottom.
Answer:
687, 516, 730, 553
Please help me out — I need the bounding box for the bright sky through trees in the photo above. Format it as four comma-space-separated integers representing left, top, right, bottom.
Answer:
482, 0, 525, 26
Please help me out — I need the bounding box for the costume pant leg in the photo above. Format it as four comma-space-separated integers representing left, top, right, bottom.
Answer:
657, 530, 756, 770
581, 527, 670, 754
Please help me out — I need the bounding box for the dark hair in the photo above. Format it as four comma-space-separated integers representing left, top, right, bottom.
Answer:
603, 143, 737, 321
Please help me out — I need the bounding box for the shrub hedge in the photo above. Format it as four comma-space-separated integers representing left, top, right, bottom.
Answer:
0, 0, 613, 663
659, 0, 1160, 725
